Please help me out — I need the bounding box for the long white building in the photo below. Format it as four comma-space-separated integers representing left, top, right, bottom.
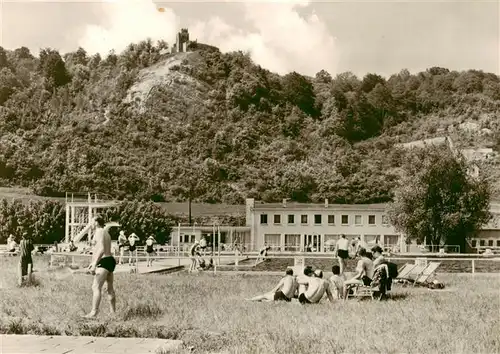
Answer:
170, 198, 500, 253
245, 198, 401, 252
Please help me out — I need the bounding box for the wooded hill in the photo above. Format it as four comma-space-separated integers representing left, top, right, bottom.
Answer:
1, 41, 499, 205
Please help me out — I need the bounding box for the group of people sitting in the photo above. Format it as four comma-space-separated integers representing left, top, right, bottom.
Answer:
248, 244, 397, 303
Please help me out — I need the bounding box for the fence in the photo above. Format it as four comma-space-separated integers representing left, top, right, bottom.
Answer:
48, 250, 500, 274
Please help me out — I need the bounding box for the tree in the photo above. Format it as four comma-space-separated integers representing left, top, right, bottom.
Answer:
281, 71, 317, 117
103, 201, 174, 245
39, 48, 71, 90
387, 146, 491, 253
171, 159, 210, 225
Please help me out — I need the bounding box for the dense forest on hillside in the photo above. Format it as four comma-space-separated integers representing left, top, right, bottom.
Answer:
1, 40, 500, 204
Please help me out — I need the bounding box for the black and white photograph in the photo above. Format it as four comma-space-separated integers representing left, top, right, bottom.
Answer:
0, 0, 499, 353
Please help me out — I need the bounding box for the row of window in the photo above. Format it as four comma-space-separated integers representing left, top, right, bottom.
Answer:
471, 239, 500, 247
259, 213, 388, 226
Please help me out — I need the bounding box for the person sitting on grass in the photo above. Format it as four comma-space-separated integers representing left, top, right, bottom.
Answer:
343, 248, 374, 300
297, 269, 335, 304
329, 265, 345, 299
247, 268, 298, 302
295, 266, 314, 298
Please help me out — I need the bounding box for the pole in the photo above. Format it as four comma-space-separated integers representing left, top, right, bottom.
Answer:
472, 259, 475, 274
212, 223, 215, 260
135, 248, 138, 274
65, 204, 70, 243
177, 223, 181, 267
218, 225, 221, 266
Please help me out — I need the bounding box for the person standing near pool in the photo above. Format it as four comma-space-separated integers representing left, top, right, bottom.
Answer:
18, 232, 34, 286
145, 236, 157, 267
83, 216, 116, 318
117, 231, 127, 264
334, 234, 350, 275
127, 233, 140, 267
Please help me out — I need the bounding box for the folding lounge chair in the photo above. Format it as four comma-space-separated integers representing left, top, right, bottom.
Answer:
396, 263, 427, 286
347, 264, 390, 301
413, 262, 440, 287
396, 263, 418, 280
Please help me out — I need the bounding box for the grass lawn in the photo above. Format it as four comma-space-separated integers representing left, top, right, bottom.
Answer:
1, 256, 499, 354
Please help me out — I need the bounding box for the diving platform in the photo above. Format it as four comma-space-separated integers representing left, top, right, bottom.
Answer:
64, 192, 118, 243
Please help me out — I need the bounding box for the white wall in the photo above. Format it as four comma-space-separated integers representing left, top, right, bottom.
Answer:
252, 207, 401, 251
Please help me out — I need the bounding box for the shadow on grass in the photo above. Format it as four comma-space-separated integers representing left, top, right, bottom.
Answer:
122, 304, 163, 321
18, 278, 41, 288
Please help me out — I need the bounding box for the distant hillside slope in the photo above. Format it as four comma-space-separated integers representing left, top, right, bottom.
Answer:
0, 41, 499, 204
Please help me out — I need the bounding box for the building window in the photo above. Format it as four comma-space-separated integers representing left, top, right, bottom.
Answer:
497, 240, 500, 247
341, 215, 348, 225
190, 235, 196, 243
260, 214, 268, 224
184, 235, 190, 243
355, 215, 362, 225
488, 240, 493, 247
480, 240, 485, 246
274, 214, 281, 224
301, 215, 308, 224
328, 215, 335, 224
471, 240, 477, 247
314, 214, 322, 225
368, 215, 376, 225
288, 214, 295, 224
382, 215, 388, 225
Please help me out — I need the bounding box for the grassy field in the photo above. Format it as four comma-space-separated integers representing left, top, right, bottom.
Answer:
1, 256, 499, 354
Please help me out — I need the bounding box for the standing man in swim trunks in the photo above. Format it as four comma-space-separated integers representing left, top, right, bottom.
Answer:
145, 236, 157, 267
117, 231, 127, 264
334, 234, 350, 275
84, 216, 116, 318
127, 233, 140, 267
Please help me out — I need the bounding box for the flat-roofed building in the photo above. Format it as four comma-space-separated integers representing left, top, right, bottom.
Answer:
246, 198, 402, 252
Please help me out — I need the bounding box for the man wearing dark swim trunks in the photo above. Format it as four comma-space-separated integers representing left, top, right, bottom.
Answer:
145, 236, 157, 267
247, 268, 297, 302
334, 234, 350, 275
127, 233, 139, 267
84, 217, 117, 318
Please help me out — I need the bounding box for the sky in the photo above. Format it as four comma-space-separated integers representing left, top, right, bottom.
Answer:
0, 0, 498, 78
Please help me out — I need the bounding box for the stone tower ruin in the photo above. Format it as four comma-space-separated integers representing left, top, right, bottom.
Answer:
175, 28, 190, 53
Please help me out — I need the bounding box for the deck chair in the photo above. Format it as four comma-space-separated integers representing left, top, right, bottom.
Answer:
413, 262, 440, 287
396, 264, 427, 286
346, 264, 390, 301
396, 263, 417, 278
